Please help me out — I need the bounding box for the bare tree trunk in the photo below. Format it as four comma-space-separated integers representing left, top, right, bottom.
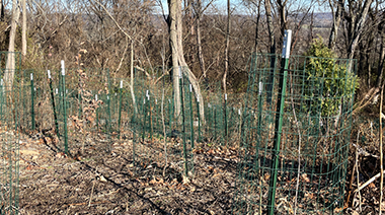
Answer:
177, 51, 205, 123
254, 1, 261, 52
168, 0, 205, 122
264, 0, 276, 103
0, 0, 4, 21
347, 0, 373, 60
349, 0, 375, 114
276, 0, 287, 51
5, 0, 20, 88
22, 0, 27, 56
328, 0, 345, 50
265, 0, 276, 54
130, 40, 138, 114
223, 0, 230, 95
169, 0, 181, 117
376, 32, 385, 88
195, 0, 206, 78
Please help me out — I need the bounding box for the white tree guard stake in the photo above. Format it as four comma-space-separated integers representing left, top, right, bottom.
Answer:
179, 67, 182, 79
259, 82, 263, 95
146, 90, 150, 100
61, 60, 65, 75
120, 80, 123, 89
115, 93, 117, 96
47, 70, 51, 79
95, 94, 98, 101
56, 88, 58, 94
30, 73, 33, 81
238, 109, 241, 115
1, 79, 3, 86
225, 94, 227, 100
144, 98, 146, 104
197, 95, 200, 103
189, 84, 192, 92
282, 30, 292, 59
155, 99, 158, 104
34, 88, 36, 91
107, 95, 109, 100
66, 89, 68, 94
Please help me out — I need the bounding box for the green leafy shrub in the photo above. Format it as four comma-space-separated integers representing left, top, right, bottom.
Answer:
302, 38, 358, 117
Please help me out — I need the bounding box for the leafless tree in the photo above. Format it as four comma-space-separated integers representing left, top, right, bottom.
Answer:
5, 0, 20, 88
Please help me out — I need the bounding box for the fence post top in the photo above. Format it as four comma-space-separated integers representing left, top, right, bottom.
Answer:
61, 60, 65, 75
282, 29, 292, 59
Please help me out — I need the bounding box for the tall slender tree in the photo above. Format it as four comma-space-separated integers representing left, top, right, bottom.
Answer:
22, 0, 27, 56
168, 0, 205, 121
5, 0, 20, 88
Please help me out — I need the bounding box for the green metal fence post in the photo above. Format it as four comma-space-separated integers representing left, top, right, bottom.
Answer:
142, 97, 146, 142
169, 99, 172, 136
180, 68, 188, 176
117, 80, 123, 139
267, 30, 292, 215
61, 61, 69, 155
78, 86, 82, 118
47, 70, 60, 138
30, 72, 35, 130
147, 90, 153, 141
132, 96, 137, 171
107, 94, 111, 133
214, 106, 217, 140
108, 69, 112, 135
196, 96, 201, 142
95, 94, 99, 129
189, 84, 194, 148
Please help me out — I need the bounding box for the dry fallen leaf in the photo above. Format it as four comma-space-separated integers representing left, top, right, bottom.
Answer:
55, 152, 66, 159
368, 182, 375, 188
301, 173, 310, 183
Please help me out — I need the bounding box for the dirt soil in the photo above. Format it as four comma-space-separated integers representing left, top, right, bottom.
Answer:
18, 131, 237, 215
17, 121, 384, 215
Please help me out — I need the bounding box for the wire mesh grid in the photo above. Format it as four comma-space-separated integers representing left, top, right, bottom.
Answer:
0, 51, 22, 215
131, 66, 195, 178
233, 53, 357, 214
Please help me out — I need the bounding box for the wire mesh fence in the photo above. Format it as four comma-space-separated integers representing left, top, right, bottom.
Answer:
0, 52, 22, 215
6, 35, 359, 214
232, 52, 357, 214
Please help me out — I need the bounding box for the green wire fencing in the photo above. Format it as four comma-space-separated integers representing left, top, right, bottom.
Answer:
130, 66, 196, 178
233, 46, 357, 214
18, 64, 249, 180
0, 51, 22, 215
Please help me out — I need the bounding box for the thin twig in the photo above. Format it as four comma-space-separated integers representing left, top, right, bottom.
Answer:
354, 171, 385, 193
162, 88, 167, 177
347, 129, 360, 207
356, 146, 362, 212
290, 73, 302, 215
88, 180, 95, 207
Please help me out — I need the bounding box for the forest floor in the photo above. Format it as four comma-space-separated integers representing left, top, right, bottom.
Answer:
17, 119, 383, 215
18, 130, 237, 215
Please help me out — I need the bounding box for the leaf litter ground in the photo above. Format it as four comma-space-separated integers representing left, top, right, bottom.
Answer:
18, 130, 237, 214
